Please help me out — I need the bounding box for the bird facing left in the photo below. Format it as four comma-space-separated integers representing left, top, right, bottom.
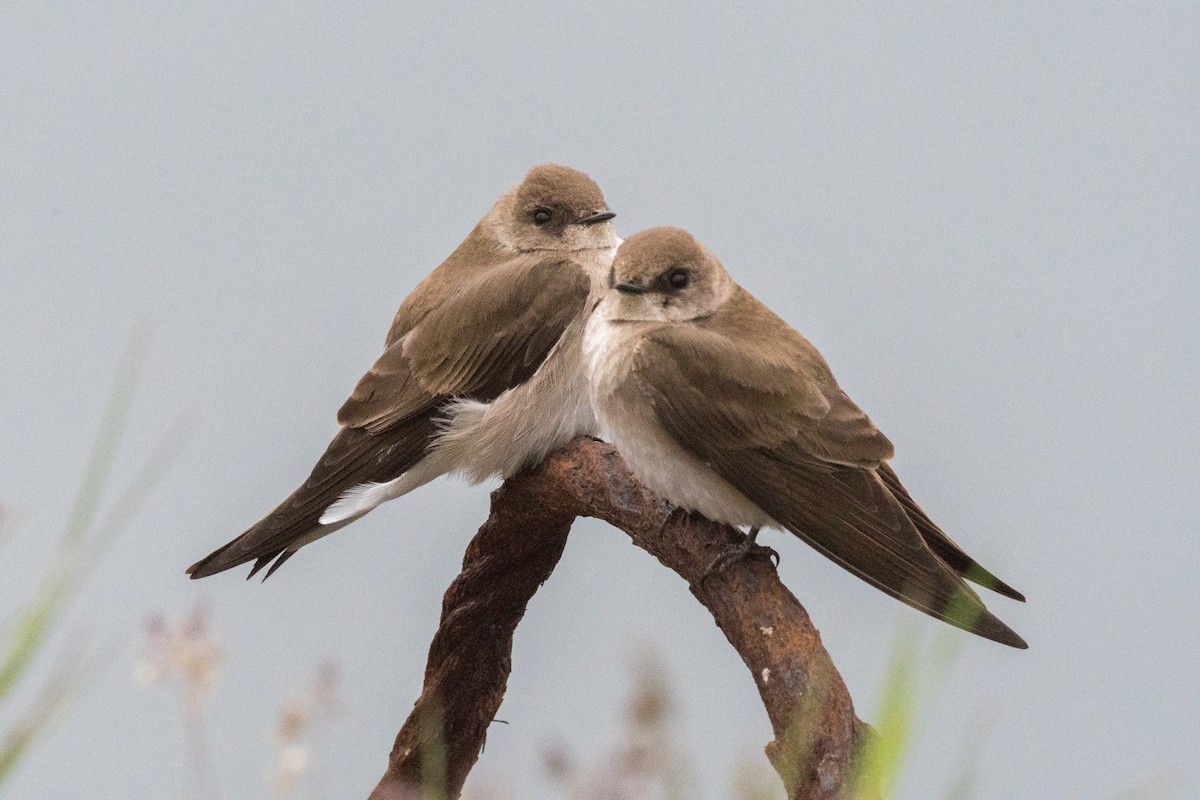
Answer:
187, 164, 620, 580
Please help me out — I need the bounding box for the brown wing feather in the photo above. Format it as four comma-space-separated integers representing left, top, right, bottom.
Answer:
705, 446, 1025, 647
635, 289, 893, 465
629, 291, 1025, 647
876, 462, 1025, 601
186, 415, 437, 578
336, 343, 439, 433
338, 256, 591, 433
404, 256, 591, 398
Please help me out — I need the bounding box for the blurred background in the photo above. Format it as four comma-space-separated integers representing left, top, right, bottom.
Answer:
2, 3, 1197, 798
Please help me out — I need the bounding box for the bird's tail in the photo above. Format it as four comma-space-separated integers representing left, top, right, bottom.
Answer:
186, 415, 437, 580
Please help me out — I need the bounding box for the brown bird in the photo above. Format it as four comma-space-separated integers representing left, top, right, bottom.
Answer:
584, 227, 1026, 648
188, 164, 619, 580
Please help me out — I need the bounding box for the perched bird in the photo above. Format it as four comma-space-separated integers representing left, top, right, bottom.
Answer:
584, 227, 1026, 648
188, 164, 619, 580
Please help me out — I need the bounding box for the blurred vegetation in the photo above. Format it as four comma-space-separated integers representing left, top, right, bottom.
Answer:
137, 602, 225, 800
0, 328, 184, 788
851, 621, 968, 799
137, 601, 343, 800
538, 653, 692, 800
532, 633, 965, 800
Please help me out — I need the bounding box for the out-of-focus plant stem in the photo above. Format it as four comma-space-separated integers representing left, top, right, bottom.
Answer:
0, 326, 184, 788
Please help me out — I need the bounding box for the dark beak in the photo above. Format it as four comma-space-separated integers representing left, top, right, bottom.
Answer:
578, 210, 616, 226
613, 281, 649, 295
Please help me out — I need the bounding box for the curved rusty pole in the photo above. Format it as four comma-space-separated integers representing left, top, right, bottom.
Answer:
369, 438, 873, 800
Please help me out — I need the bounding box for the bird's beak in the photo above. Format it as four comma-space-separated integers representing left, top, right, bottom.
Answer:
613, 280, 649, 295
578, 210, 616, 226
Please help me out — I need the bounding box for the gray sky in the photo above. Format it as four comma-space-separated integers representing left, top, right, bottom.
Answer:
2, 3, 1198, 798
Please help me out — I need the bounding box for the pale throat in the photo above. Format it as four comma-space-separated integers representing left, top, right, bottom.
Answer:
598, 288, 725, 325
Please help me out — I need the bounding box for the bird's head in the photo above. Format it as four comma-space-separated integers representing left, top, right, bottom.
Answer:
489, 164, 618, 253
604, 227, 733, 323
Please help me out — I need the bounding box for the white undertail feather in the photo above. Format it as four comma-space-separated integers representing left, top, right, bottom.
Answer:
315, 456, 447, 526
287, 512, 364, 551
319, 482, 394, 524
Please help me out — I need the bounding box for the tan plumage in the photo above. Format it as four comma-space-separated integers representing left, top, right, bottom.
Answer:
584, 227, 1026, 648
188, 164, 618, 579
337, 253, 591, 433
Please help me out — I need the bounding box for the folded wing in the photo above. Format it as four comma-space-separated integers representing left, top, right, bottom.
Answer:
624, 289, 1026, 647
188, 256, 591, 579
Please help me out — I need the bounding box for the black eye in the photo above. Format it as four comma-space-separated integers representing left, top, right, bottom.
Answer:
532, 208, 553, 225
667, 269, 690, 290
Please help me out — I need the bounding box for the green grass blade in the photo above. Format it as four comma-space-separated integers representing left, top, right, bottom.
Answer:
0, 639, 95, 785
83, 414, 190, 562
861, 625, 920, 796
58, 322, 151, 548
851, 617, 971, 799
0, 573, 74, 703
0, 326, 180, 786
0, 411, 188, 698
0, 328, 166, 704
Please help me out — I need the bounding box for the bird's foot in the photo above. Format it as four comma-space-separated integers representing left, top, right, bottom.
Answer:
703, 527, 778, 581
659, 505, 690, 536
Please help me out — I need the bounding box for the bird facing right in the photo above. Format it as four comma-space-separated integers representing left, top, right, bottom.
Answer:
583, 226, 1026, 648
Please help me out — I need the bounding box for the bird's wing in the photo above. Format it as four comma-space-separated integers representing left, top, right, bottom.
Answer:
623, 290, 1025, 647
189, 254, 593, 579
186, 415, 436, 579
337, 255, 592, 432
627, 289, 894, 466
875, 462, 1025, 601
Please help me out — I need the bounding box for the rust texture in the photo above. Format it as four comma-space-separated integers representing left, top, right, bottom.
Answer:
369, 438, 873, 800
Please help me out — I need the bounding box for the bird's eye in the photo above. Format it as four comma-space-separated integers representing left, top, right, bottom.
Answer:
667, 269, 690, 290
532, 208, 553, 225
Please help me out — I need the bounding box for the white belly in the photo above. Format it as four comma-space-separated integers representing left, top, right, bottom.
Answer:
582, 311, 773, 530
429, 318, 598, 482
429, 246, 615, 482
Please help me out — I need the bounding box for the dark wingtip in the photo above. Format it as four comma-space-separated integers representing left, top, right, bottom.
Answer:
187, 542, 242, 580
995, 627, 1029, 650
874, 462, 1027, 603
971, 610, 1028, 649
188, 536, 299, 582
261, 550, 294, 581
246, 554, 272, 580
186, 556, 216, 579
962, 565, 1026, 603
998, 584, 1027, 604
